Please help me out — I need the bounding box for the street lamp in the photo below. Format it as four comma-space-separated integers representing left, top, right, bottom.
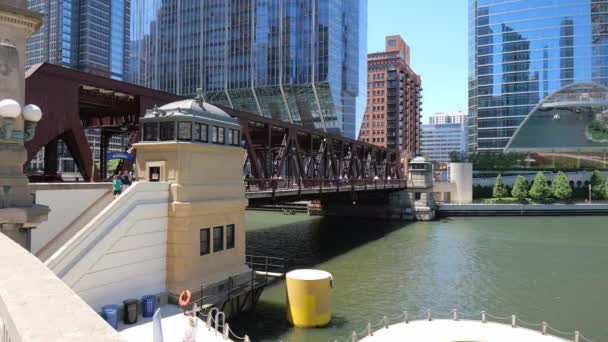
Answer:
22, 104, 42, 141
0, 99, 21, 139
0, 99, 43, 141
589, 183, 592, 203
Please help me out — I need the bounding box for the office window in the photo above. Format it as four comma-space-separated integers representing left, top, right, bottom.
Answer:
178, 122, 192, 141
200, 228, 210, 256
143, 123, 158, 141
213, 226, 224, 252
226, 224, 235, 249
159, 122, 174, 141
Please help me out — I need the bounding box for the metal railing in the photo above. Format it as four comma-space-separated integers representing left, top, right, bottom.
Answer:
186, 304, 251, 342
331, 309, 595, 342
189, 256, 286, 316
244, 178, 408, 194
245, 255, 286, 284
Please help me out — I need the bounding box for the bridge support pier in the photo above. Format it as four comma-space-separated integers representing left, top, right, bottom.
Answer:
307, 189, 435, 221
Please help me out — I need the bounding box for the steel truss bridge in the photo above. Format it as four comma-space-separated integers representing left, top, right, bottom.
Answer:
218, 106, 406, 200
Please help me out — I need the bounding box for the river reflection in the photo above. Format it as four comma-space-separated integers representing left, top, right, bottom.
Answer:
229, 212, 608, 342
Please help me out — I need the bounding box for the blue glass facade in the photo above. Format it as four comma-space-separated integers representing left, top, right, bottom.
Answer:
26, 0, 130, 80
469, 0, 608, 152
129, 0, 365, 138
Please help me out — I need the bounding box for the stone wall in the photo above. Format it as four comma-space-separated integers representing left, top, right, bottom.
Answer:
45, 182, 170, 311
0, 233, 124, 341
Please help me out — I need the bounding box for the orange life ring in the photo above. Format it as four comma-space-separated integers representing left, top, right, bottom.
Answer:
179, 289, 192, 307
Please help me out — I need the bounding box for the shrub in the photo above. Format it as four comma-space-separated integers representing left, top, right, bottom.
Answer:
529, 172, 551, 202
551, 171, 572, 201
590, 170, 605, 199
511, 175, 528, 200
492, 174, 509, 198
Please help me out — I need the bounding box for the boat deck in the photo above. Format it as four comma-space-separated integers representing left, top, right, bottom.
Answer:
118, 304, 232, 342
359, 320, 569, 342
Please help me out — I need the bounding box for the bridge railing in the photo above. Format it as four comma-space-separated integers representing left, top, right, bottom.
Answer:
244, 178, 408, 193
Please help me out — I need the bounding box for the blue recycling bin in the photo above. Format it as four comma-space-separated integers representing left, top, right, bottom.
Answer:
101, 304, 119, 329
141, 295, 156, 318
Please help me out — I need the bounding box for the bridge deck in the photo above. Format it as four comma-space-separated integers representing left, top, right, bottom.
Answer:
245, 179, 409, 199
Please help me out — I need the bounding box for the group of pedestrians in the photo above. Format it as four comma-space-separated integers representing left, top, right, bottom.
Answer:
112, 170, 133, 198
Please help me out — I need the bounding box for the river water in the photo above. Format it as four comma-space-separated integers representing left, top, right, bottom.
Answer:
229, 212, 608, 342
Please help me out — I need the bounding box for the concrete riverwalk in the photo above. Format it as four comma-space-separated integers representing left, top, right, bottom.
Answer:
438, 202, 608, 216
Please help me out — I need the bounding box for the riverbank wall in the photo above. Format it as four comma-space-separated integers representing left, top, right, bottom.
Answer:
438, 203, 608, 217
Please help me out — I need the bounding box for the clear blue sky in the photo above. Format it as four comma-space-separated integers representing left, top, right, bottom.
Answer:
367, 0, 468, 124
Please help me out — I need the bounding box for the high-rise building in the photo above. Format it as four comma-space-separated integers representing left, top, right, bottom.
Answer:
129, 0, 366, 139
26, 0, 131, 177
421, 112, 468, 164
429, 110, 467, 125
468, 0, 608, 152
358, 35, 422, 155
27, 0, 131, 80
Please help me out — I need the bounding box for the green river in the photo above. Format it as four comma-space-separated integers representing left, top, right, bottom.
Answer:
229, 212, 608, 342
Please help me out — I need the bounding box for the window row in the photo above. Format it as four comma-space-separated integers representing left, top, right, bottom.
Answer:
143, 121, 240, 146
199, 224, 235, 256
372, 73, 385, 80
361, 137, 386, 143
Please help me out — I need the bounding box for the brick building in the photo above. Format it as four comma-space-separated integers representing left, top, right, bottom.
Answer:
358, 35, 422, 155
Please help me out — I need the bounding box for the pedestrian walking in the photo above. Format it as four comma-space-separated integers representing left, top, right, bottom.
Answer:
120, 170, 132, 188
112, 175, 123, 198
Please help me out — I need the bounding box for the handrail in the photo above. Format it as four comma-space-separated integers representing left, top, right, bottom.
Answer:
194, 305, 250, 341
332, 309, 594, 342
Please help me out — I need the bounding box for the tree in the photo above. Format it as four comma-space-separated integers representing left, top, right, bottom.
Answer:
604, 179, 608, 200
551, 171, 572, 201
529, 171, 551, 202
449, 151, 466, 163
511, 175, 528, 200
590, 170, 605, 199
492, 174, 509, 198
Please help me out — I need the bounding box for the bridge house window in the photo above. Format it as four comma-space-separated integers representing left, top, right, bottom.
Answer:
212, 126, 225, 144
194, 123, 208, 142
178, 122, 192, 141
193, 123, 201, 141
226, 224, 235, 249
228, 129, 240, 146
200, 228, 210, 256
212, 126, 218, 143
213, 226, 224, 252
143, 123, 158, 141
159, 122, 175, 141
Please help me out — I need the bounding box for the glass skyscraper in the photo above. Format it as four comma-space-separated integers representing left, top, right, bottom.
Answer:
469, 0, 608, 152
129, 0, 366, 138
27, 0, 131, 80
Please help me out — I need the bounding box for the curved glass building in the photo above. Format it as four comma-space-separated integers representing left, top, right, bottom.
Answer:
469, 0, 608, 155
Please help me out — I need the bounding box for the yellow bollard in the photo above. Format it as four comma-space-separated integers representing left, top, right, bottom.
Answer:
286, 269, 333, 328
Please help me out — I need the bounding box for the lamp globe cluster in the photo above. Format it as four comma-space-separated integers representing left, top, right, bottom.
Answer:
0, 99, 22, 118
0, 99, 42, 122
0, 98, 43, 141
